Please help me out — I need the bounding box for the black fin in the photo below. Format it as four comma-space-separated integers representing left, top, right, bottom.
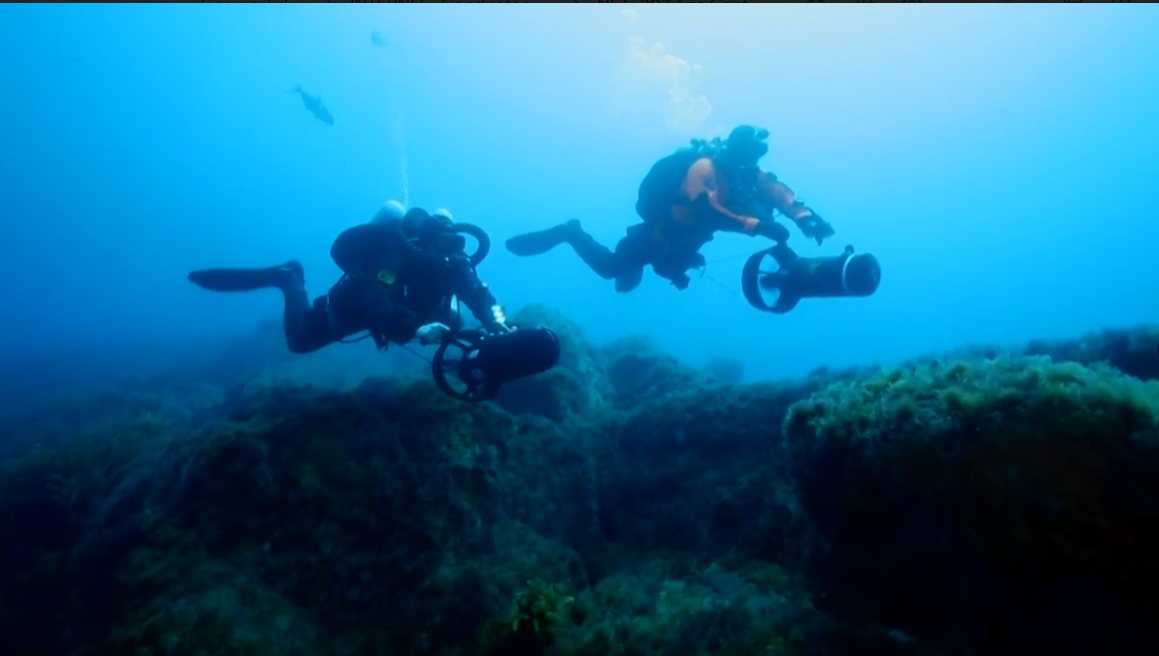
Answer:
505, 223, 576, 257
188, 267, 285, 292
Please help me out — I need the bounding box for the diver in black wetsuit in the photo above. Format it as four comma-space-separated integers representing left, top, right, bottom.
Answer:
188, 202, 509, 354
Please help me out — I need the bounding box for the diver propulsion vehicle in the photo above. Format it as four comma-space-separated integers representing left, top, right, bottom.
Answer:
431, 325, 561, 403
741, 243, 881, 314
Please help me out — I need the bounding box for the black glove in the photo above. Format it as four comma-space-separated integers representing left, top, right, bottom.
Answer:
384, 306, 422, 344
754, 219, 791, 243
798, 214, 835, 245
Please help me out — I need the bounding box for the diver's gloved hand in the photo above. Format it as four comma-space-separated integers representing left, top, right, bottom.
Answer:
754, 219, 791, 243
798, 214, 835, 245
482, 304, 511, 334
416, 322, 452, 346
687, 251, 707, 271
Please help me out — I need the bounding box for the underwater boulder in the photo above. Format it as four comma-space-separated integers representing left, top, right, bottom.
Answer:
12, 306, 1159, 656
599, 335, 709, 410
785, 355, 1159, 655
475, 561, 817, 656
1025, 324, 1159, 382
0, 410, 178, 654
108, 558, 326, 656
109, 376, 595, 656
702, 355, 746, 385
590, 382, 810, 563
493, 414, 601, 554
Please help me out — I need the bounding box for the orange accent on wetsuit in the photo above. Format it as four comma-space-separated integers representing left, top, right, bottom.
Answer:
668, 157, 815, 236
755, 171, 815, 224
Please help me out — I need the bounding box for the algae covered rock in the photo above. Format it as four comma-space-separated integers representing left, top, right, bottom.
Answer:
599, 335, 709, 410
702, 355, 746, 384
493, 414, 601, 555
476, 560, 814, 656
1025, 323, 1159, 382
0, 375, 592, 656
785, 355, 1159, 655
592, 382, 805, 562
0, 411, 180, 655
107, 555, 326, 656
138, 378, 521, 655
9, 304, 1159, 656
478, 578, 576, 656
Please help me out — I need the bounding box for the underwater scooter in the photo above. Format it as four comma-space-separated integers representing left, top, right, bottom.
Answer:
741, 242, 881, 314
425, 221, 559, 402
415, 220, 558, 402
431, 324, 561, 403
403, 214, 559, 403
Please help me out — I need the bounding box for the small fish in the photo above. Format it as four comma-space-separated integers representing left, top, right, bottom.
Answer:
288, 84, 333, 126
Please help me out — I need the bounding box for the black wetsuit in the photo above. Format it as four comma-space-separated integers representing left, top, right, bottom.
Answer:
283, 219, 501, 354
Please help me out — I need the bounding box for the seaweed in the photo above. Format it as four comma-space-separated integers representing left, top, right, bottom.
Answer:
2, 311, 1158, 656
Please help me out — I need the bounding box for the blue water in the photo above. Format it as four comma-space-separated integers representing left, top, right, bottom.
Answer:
1, 3, 1156, 383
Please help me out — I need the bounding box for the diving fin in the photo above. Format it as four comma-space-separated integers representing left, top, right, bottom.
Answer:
505, 220, 581, 257
188, 261, 302, 292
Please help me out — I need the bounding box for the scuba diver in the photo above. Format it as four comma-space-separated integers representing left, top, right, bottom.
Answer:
506, 125, 838, 292
507, 124, 880, 314
187, 201, 562, 400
